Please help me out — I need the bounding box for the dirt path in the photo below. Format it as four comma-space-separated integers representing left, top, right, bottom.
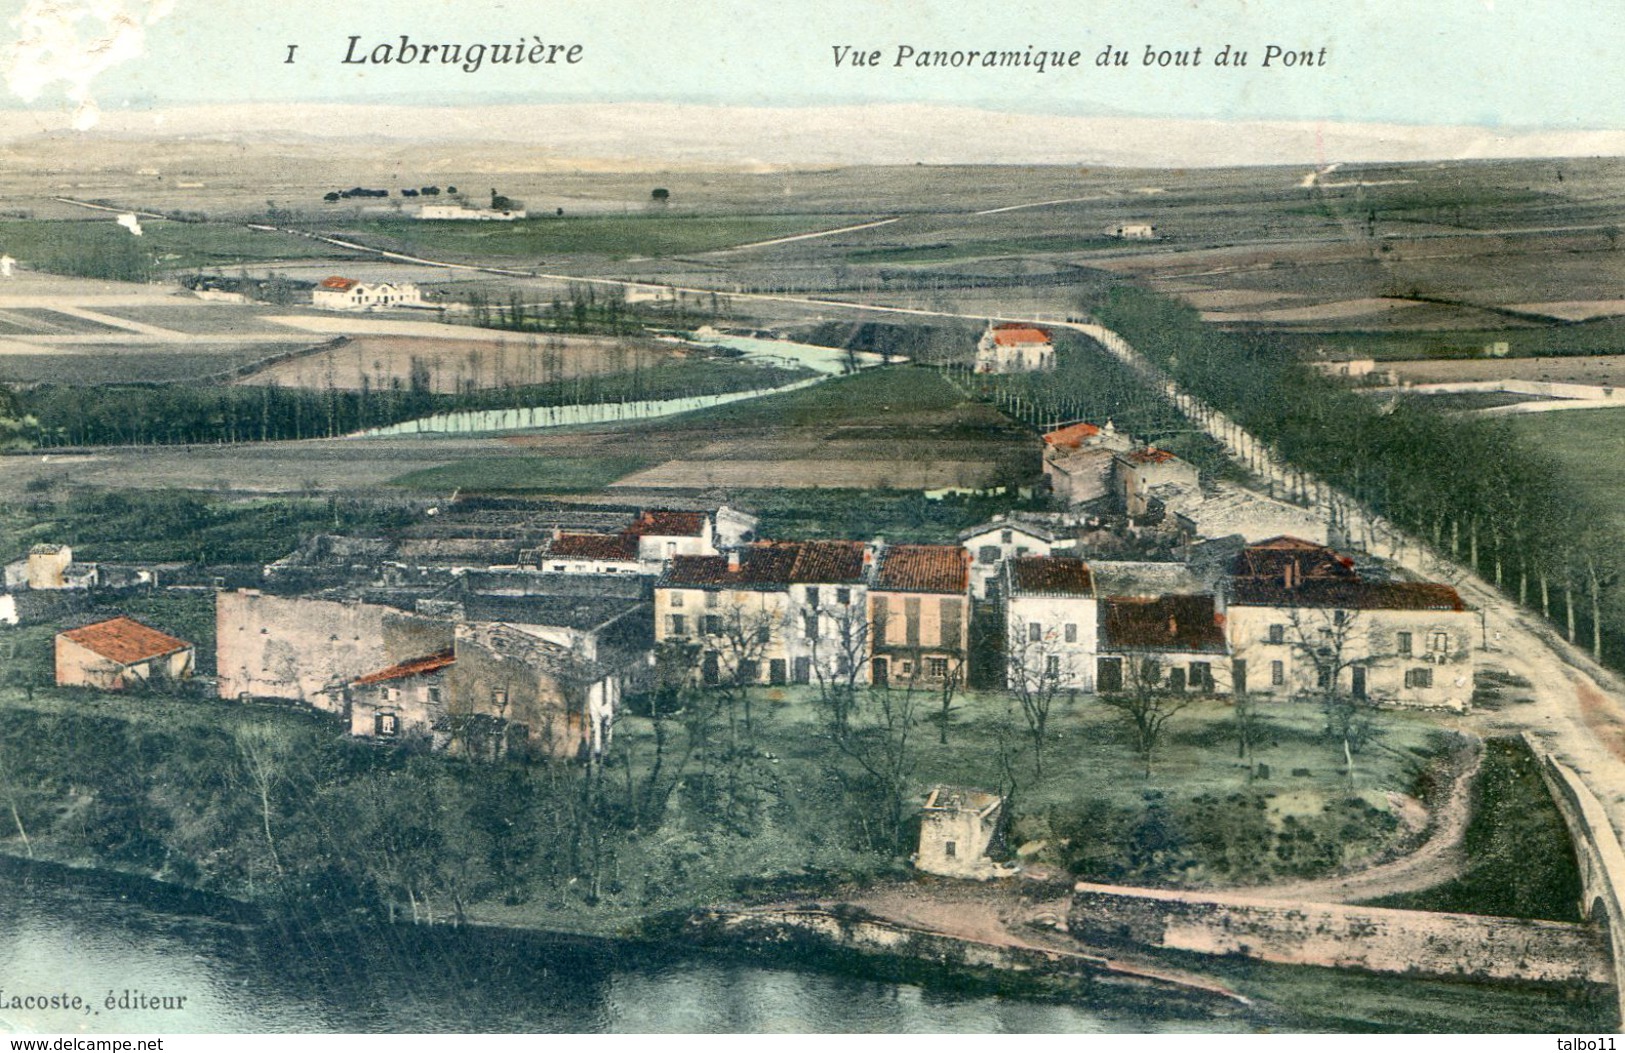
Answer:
1239, 737, 1483, 904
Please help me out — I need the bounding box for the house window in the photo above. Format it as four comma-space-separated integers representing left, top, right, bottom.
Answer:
375, 712, 399, 737
945, 840, 957, 858
1191, 662, 1212, 692
1271, 660, 1284, 686
552, 564, 566, 572
491, 689, 508, 708
427, 686, 441, 704
704, 614, 723, 636
385, 687, 399, 702
737, 660, 759, 683
794, 657, 812, 684
1028, 622, 1042, 643
1428, 630, 1451, 655
705, 591, 719, 609
928, 657, 949, 680
1001, 530, 1013, 544
668, 614, 688, 636
804, 612, 819, 639
836, 587, 851, 605
1268, 624, 1285, 645
1045, 655, 1061, 679
979, 546, 1000, 565
1397, 631, 1413, 656
807, 587, 821, 608
670, 592, 684, 608
665, 541, 677, 558
757, 625, 772, 645
1316, 668, 1331, 689
1064, 623, 1077, 643
1406, 667, 1434, 689
1098, 656, 1123, 692
1171, 667, 1187, 692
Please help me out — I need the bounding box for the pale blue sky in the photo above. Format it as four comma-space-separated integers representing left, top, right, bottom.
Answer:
3, 0, 1619, 128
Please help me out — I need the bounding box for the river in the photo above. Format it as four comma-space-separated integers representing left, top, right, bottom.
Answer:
0, 860, 1250, 1034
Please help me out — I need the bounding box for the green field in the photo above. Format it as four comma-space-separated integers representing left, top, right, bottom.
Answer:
0, 219, 347, 280
1257, 317, 1625, 361
389, 454, 656, 493
654, 365, 968, 431
337, 213, 843, 259
1509, 408, 1625, 532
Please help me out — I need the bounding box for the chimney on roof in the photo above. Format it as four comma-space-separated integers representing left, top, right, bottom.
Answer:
727, 550, 740, 572
1168, 616, 1178, 637
1284, 560, 1297, 589
552, 526, 561, 541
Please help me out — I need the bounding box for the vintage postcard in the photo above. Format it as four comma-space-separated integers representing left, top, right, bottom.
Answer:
0, 0, 1623, 1038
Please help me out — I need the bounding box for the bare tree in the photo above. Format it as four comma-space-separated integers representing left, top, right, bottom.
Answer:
808, 599, 870, 737
1005, 622, 1079, 775
834, 683, 921, 852
1099, 652, 1192, 778
1285, 608, 1378, 780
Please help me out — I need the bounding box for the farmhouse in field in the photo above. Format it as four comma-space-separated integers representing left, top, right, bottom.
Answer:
974, 322, 1055, 374
56, 616, 194, 690
312, 276, 425, 311
417, 204, 526, 221
915, 786, 1014, 880
1108, 223, 1156, 240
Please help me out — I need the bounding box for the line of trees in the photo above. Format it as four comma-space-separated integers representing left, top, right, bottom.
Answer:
6, 357, 807, 447
1093, 285, 1625, 666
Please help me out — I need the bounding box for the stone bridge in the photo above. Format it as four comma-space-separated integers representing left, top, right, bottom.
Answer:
1525, 732, 1625, 1023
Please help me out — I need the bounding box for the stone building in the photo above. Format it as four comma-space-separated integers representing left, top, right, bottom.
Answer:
868, 544, 971, 689
974, 322, 1055, 374
1224, 537, 1474, 709
348, 650, 454, 743
1003, 556, 1099, 691
56, 616, 194, 690
915, 786, 1014, 880
1096, 593, 1230, 696
1113, 447, 1201, 517
654, 540, 868, 687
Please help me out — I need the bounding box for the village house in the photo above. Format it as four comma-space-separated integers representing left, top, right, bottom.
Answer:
915, 786, 1015, 880
1172, 482, 1331, 547
1003, 556, 1098, 691
528, 506, 756, 576
654, 540, 868, 687
1108, 222, 1156, 240
217, 589, 456, 709
868, 544, 971, 689
974, 322, 1056, 374
1042, 421, 1130, 506
439, 621, 623, 760
56, 616, 194, 690
1223, 537, 1474, 709
1113, 446, 1201, 517
347, 650, 455, 743
312, 276, 425, 311
959, 515, 1064, 600
533, 531, 647, 576
1096, 594, 1230, 696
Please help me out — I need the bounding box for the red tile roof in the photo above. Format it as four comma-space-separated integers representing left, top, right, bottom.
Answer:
874, 545, 969, 594
1230, 578, 1465, 612
1101, 595, 1227, 654
60, 617, 190, 666
1231, 536, 1357, 583
352, 650, 456, 686
1043, 422, 1101, 450
1008, 556, 1094, 597
662, 541, 867, 588
627, 510, 707, 538
991, 324, 1052, 346
549, 532, 639, 561
319, 276, 358, 291
1124, 446, 1178, 465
